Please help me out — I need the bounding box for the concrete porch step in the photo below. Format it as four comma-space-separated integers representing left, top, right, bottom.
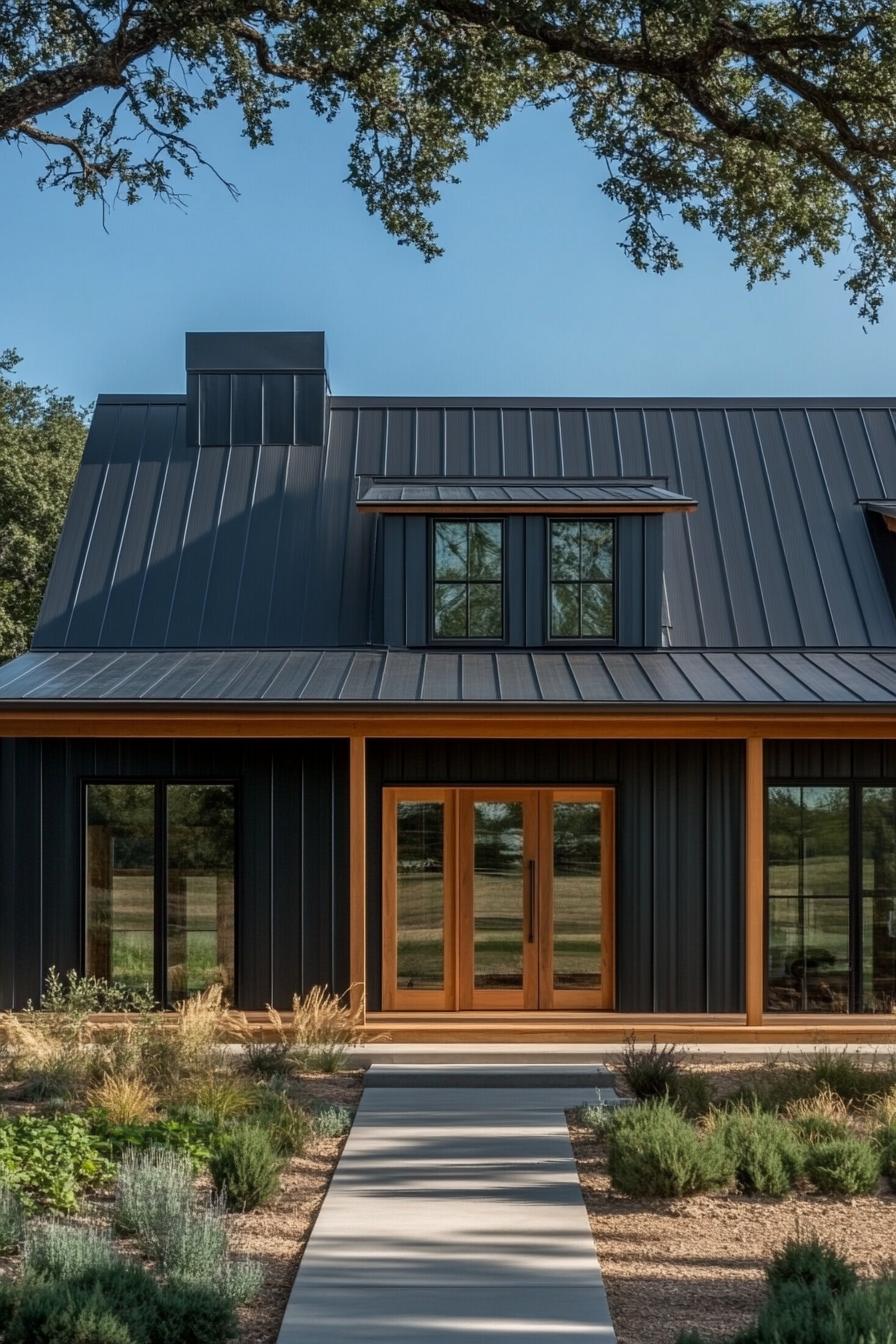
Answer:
364, 1063, 616, 1089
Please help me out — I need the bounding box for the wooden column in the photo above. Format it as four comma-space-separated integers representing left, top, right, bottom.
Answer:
349, 736, 367, 1017
745, 736, 765, 1026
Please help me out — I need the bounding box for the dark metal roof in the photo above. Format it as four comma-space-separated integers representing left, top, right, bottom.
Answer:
355, 476, 695, 511
3, 647, 896, 707
32, 394, 896, 657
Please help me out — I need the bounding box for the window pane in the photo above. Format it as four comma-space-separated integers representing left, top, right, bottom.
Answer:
166, 784, 235, 1003
767, 785, 849, 896
86, 784, 155, 992
767, 896, 850, 1012
469, 584, 502, 638
396, 803, 444, 990
581, 522, 614, 581
473, 802, 524, 989
551, 582, 580, 637
553, 802, 601, 990
468, 521, 502, 580
582, 583, 613, 637
434, 521, 467, 580
550, 521, 580, 581
434, 582, 467, 637
862, 787, 896, 1013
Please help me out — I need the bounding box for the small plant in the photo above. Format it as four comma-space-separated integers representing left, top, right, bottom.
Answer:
875, 1122, 896, 1190
792, 1048, 896, 1104
0, 1185, 24, 1254
92, 1112, 217, 1169
615, 1034, 683, 1100
866, 1085, 896, 1129
176, 1076, 254, 1126
23, 1219, 118, 1280
262, 985, 365, 1074
87, 1072, 158, 1126
209, 1123, 282, 1211
766, 1237, 859, 1298
314, 1104, 352, 1138
804, 1136, 880, 1195
0, 1113, 114, 1212
244, 1039, 293, 1077
784, 1086, 851, 1144
575, 1102, 617, 1138
607, 1100, 730, 1198
0, 1261, 238, 1344
705, 1104, 804, 1196
252, 1088, 312, 1156
666, 1072, 715, 1118
114, 1145, 194, 1242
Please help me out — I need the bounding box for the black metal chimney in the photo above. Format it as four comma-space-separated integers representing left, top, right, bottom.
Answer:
185, 331, 328, 448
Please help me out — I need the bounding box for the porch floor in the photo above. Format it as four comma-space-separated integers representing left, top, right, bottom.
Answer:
364, 1011, 896, 1044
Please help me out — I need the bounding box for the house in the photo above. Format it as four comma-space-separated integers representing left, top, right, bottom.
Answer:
1, 329, 896, 1042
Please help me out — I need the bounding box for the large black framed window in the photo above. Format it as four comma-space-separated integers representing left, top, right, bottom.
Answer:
549, 519, 615, 640
432, 519, 503, 640
766, 783, 896, 1014
85, 781, 236, 1005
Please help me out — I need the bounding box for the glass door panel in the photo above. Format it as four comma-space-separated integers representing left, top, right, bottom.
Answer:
382, 789, 455, 1009
552, 801, 602, 996
473, 801, 525, 991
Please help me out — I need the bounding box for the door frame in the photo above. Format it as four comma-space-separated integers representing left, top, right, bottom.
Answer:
381, 784, 615, 1012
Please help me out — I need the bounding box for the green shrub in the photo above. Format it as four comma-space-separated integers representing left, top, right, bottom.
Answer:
92, 1112, 217, 1169
607, 1100, 730, 1198
114, 1146, 195, 1244
666, 1072, 715, 1118
708, 1105, 804, 1196
0, 1262, 237, 1344
793, 1049, 896, 1105
615, 1035, 683, 1100
209, 1123, 282, 1210
0, 1113, 114, 1212
244, 1041, 293, 1077
755, 1276, 896, 1344
313, 1104, 352, 1139
876, 1123, 896, 1190
35, 966, 156, 1017
251, 1088, 312, 1156
804, 1137, 880, 1195
24, 1220, 118, 1280
575, 1102, 617, 1138
766, 1238, 858, 1298
787, 1113, 850, 1146
0, 1185, 24, 1254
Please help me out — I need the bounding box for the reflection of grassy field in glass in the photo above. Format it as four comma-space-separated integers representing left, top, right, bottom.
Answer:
768, 856, 848, 896
474, 873, 522, 988
397, 872, 444, 989
553, 875, 600, 989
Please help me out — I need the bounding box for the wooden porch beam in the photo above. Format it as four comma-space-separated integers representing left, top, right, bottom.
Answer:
745, 736, 765, 1027
349, 735, 366, 1019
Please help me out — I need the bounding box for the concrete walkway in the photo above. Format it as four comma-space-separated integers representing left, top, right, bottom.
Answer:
277, 1068, 616, 1343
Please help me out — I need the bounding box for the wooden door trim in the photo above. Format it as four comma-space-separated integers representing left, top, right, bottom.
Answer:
381, 787, 456, 1011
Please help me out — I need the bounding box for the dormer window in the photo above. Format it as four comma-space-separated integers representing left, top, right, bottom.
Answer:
432, 519, 503, 640
549, 519, 614, 640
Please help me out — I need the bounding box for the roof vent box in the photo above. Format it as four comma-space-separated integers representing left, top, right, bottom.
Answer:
185, 331, 328, 449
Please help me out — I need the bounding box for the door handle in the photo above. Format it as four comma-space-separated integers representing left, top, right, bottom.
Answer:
527, 858, 536, 943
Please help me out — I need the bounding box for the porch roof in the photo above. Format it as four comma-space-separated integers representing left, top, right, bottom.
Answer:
1, 647, 896, 708
355, 476, 696, 513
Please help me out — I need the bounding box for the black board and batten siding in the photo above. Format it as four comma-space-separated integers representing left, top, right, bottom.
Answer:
365, 738, 744, 1014
0, 738, 348, 1011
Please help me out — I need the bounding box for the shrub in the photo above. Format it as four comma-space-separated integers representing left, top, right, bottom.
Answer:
36, 966, 156, 1018
87, 1073, 159, 1126
607, 1100, 730, 1198
261, 985, 365, 1074
0, 1185, 24, 1254
209, 1123, 282, 1210
175, 1077, 254, 1126
875, 1122, 896, 1190
0, 1262, 238, 1344
0, 1113, 114, 1212
792, 1049, 896, 1105
114, 1146, 194, 1244
23, 1220, 118, 1280
575, 1102, 617, 1138
755, 1276, 896, 1344
314, 1104, 352, 1138
252, 1089, 312, 1156
706, 1104, 804, 1196
804, 1137, 880, 1195
666, 1072, 715, 1118
766, 1238, 858, 1299
244, 1040, 293, 1078
615, 1034, 683, 1100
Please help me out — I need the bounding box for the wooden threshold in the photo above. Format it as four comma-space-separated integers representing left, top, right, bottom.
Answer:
364, 1011, 896, 1044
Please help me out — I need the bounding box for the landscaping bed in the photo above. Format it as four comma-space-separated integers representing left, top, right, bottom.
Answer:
568, 1048, 896, 1344
0, 972, 365, 1344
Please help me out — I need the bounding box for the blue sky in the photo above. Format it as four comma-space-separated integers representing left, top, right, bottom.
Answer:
3, 96, 895, 404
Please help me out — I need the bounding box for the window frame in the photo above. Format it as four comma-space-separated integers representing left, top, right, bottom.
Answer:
763, 778, 896, 1015
81, 776, 240, 1008
429, 516, 507, 645
545, 517, 617, 645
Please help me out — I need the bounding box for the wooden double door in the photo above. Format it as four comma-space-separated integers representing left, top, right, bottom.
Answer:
382, 787, 614, 1011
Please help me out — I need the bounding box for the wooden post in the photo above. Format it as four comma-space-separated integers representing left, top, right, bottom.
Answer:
349, 736, 367, 1018
745, 736, 765, 1026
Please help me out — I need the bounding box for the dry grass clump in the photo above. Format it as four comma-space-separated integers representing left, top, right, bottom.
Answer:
865, 1084, 896, 1128
86, 1074, 158, 1126
261, 986, 366, 1073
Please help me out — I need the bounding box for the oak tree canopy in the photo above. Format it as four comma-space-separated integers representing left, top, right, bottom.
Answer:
3, 3, 896, 317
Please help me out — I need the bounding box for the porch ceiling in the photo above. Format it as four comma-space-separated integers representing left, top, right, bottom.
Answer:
1, 647, 896, 707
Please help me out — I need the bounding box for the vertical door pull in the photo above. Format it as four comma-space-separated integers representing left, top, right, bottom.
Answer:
527, 857, 536, 943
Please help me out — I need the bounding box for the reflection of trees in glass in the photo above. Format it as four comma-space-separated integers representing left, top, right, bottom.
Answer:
433, 520, 502, 639
396, 802, 444, 990
167, 784, 235, 1003
862, 787, 896, 1013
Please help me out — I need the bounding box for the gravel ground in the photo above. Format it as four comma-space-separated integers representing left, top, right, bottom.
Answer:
568, 1060, 896, 1344
229, 1072, 364, 1344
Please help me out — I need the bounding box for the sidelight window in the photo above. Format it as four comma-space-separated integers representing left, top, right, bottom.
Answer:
86, 781, 236, 1004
